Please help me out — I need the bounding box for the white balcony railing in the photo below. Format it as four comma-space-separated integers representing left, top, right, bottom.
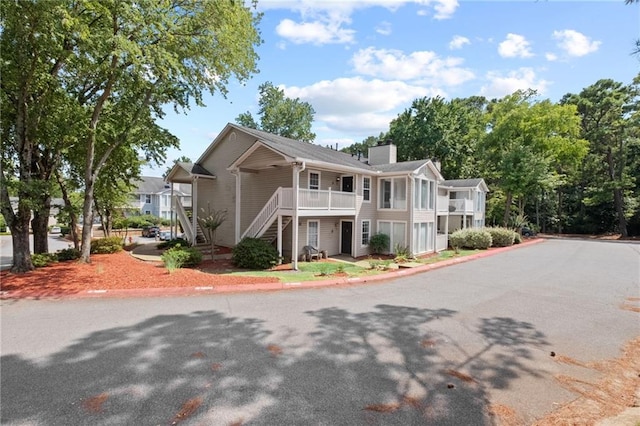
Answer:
281, 188, 356, 210
437, 195, 449, 212
436, 234, 448, 251
449, 199, 474, 213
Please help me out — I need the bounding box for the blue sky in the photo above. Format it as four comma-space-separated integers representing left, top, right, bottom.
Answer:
147, 0, 639, 177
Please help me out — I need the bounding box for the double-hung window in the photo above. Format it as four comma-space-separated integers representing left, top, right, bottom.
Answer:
309, 172, 320, 190
363, 177, 371, 202
145, 194, 151, 204
379, 177, 406, 210
361, 220, 370, 246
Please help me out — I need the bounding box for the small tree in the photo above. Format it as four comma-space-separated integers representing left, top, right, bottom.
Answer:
197, 206, 227, 260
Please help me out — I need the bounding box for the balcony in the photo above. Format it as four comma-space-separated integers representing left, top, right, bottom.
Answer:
448, 199, 474, 214
280, 188, 357, 216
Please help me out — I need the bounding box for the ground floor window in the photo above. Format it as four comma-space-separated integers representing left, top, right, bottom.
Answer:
413, 222, 434, 254
361, 220, 370, 246
377, 221, 406, 253
474, 219, 483, 228
307, 220, 319, 248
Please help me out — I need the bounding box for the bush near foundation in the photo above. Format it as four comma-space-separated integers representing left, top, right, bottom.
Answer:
232, 238, 279, 270
486, 227, 517, 247
449, 229, 492, 250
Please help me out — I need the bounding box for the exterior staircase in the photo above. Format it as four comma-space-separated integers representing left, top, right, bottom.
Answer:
184, 207, 207, 244
259, 217, 292, 244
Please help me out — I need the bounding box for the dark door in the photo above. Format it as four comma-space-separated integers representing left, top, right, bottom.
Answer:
341, 221, 353, 255
341, 176, 353, 193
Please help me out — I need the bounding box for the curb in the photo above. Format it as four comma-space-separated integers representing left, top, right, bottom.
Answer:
1, 238, 545, 300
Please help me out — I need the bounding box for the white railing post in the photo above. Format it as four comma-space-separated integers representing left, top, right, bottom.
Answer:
328, 187, 332, 210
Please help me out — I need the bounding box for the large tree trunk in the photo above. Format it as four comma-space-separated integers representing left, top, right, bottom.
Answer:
55, 171, 80, 249
31, 196, 51, 254
1, 197, 34, 273
79, 179, 95, 263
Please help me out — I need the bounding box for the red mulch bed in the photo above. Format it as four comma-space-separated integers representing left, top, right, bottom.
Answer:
0, 251, 279, 297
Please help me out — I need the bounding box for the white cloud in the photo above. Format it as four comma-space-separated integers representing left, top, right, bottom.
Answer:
545, 52, 558, 62
480, 68, 549, 99
276, 18, 355, 45
260, 0, 459, 19
449, 35, 470, 50
283, 77, 444, 134
351, 47, 475, 86
375, 21, 392, 36
552, 29, 601, 57
268, 1, 459, 45
498, 33, 534, 58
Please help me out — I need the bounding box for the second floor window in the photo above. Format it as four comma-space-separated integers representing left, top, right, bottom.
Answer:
145, 194, 151, 204
309, 172, 320, 190
363, 177, 371, 202
379, 177, 406, 209
414, 178, 435, 210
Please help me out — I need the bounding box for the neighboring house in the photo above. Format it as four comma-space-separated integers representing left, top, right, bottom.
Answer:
131, 176, 191, 219
8, 197, 64, 227
166, 123, 488, 267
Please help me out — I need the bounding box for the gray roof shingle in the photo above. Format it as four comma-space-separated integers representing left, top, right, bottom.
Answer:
230, 124, 431, 175
133, 176, 191, 195
443, 178, 484, 188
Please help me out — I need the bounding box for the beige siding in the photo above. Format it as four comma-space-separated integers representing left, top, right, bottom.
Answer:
240, 168, 291, 233
196, 131, 255, 247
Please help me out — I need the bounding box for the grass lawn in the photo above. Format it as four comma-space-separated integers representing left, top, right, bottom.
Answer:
225, 249, 481, 283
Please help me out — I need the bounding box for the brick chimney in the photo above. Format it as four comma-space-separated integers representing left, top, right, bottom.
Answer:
368, 139, 397, 165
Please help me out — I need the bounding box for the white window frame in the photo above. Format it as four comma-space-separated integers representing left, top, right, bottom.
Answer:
377, 220, 407, 253
361, 220, 370, 246
378, 177, 407, 211
362, 176, 371, 203
308, 171, 321, 190
144, 194, 151, 204
307, 220, 320, 248
413, 222, 434, 254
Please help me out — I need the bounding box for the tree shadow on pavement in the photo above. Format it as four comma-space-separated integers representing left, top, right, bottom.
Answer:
1, 306, 550, 425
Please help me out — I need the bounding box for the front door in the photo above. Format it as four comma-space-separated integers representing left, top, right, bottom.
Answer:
341, 221, 353, 255
341, 176, 353, 193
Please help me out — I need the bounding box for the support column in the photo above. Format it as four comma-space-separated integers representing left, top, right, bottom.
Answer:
232, 170, 241, 244
292, 163, 302, 270
277, 215, 283, 262
192, 177, 198, 246
170, 183, 175, 239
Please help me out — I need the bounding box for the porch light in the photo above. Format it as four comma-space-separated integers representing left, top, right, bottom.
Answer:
336, 177, 341, 182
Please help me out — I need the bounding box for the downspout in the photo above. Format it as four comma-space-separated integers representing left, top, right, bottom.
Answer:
291, 160, 306, 271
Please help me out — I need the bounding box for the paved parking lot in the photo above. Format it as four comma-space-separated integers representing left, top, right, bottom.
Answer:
1, 238, 639, 425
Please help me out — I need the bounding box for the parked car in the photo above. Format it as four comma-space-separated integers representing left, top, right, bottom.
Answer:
49, 226, 61, 234
159, 231, 172, 241
520, 226, 536, 237
141, 226, 160, 238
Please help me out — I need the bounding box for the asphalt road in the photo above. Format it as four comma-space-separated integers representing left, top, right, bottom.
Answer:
1, 238, 638, 425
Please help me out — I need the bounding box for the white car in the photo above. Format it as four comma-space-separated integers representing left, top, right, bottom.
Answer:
50, 226, 61, 234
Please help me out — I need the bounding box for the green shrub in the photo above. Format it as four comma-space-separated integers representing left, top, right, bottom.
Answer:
513, 232, 522, 244
449, 229, 492, 250
60, 226, 71, 236
232, 237, 279, 270
368, 233, 390, 254
157, 238, 187, 250
56, 247, 81, 261
160, 219, 170, 226
31, 252, 58, 268
486, 227, 516, 247
90, 236, 124, 254
161, 244, 203, 272
126, 216, 153, 229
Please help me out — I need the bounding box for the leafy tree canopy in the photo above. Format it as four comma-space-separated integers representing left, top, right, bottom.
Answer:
236, 82, 316, 142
